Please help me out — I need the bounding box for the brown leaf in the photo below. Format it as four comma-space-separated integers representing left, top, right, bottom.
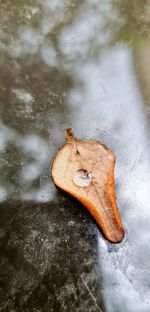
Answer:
51, 128, 124, 243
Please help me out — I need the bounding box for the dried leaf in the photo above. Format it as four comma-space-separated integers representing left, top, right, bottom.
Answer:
51, 128, 124, 243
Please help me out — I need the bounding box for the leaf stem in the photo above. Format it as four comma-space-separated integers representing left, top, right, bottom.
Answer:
65, 128, 75, 143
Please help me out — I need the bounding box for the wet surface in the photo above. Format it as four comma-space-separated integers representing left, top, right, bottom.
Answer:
0, 200, 104, 312
0, 1, 150, 311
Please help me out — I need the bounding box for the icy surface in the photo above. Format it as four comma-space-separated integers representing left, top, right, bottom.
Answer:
0, 0, 150, 311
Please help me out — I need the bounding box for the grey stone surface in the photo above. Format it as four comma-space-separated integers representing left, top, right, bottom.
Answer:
0, 200, 105, 312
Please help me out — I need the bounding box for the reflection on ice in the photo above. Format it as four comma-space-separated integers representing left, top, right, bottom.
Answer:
12, 89, 33, 104
21, 180, 56, 203
0, 125, 54, 202
59, 0, 119, 59
91, 48, 150, 311
20, 134, 49, 161
18, 26, 42, 55
40, 43, 58, 67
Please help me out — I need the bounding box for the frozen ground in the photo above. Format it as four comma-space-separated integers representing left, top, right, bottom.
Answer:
0, 1, 150, 311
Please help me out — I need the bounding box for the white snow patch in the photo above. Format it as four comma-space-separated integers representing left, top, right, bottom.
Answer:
12, 89, 33, 104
